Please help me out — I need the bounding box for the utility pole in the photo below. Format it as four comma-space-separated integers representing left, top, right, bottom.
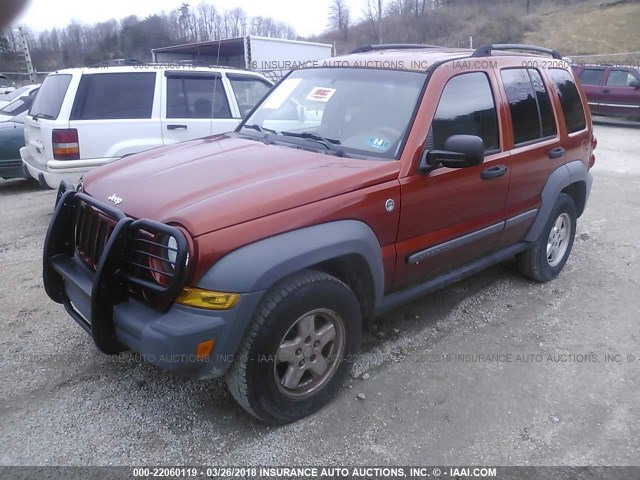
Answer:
16, 27, 37, 84
377, 0, 383, 44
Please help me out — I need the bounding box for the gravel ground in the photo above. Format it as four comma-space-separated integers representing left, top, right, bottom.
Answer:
0, 123, 639, 466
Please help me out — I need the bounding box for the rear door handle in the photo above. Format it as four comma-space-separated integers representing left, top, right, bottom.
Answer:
167, 124, 187, 130
548, 147, 565, 159
481, 165, 507, 180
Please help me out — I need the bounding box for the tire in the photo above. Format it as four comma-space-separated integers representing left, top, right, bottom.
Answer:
517, 193, 577, 282
225, 269, 361, 424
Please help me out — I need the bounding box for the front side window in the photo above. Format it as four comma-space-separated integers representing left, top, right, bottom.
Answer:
549, 69, 586, 134
71, 73, 156, 120
605, 69, 638, 87
166, 75, 231, 119
431, 72, 499, 151
578, 68, 605, 85
501, 68, 557, 146
227, 75, 272, 117
30, 74, 72, 120
242, 68, 426, 159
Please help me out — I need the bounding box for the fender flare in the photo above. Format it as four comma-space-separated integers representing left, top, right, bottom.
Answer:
197, 220, 386, 307
525, 160, 592, 241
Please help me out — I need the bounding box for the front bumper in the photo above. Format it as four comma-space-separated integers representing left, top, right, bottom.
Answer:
44, 187, 263, 378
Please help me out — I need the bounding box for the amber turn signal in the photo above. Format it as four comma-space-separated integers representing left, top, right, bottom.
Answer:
175, 287, 239, 310
195, 339, 215, 360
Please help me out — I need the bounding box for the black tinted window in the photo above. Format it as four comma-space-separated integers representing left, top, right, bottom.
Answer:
579, 68, 604, 85
167, 76, 231, 119
30, 74, 71, 120
529, 70, 556, 138
71, 73, 155, 120
549, 69, 586, 133
501, 69, 540, 145
502, 68, 557, 145
432, 72, 499, 151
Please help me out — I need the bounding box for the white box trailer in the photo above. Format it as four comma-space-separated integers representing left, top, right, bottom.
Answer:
152, 36, 334, 82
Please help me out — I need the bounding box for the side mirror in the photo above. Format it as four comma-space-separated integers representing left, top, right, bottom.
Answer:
420, 134, 485, 172
630, 80, 640, 89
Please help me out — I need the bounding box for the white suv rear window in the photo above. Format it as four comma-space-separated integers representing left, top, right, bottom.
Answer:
30, 74, 72, 120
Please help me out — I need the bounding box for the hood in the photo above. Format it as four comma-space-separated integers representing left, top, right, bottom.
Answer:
83, 135, 400, 237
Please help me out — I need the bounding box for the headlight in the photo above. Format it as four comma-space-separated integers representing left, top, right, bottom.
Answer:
166, 235, 178, 267
164, 234, 188, 270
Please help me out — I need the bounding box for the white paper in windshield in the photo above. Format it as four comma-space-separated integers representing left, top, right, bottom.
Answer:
262, 78, 302, 110
306, 87, 336, 103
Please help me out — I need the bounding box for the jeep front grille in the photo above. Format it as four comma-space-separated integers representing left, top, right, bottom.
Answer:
74, 202, 116, 270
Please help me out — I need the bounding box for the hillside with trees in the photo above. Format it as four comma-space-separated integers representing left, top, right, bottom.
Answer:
320, 0, 640, 58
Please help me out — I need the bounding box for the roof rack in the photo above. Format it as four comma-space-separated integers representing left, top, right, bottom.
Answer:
472, 44, 562, 60
90, 58, 143, 67
351, 44, 438, 54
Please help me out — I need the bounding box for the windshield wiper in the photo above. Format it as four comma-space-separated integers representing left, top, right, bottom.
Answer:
32, 113, 54, 121
241, 123, 277, 145
279, 131, 347, 157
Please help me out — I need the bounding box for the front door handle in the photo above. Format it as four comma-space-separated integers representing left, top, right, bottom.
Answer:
603, 89, 610, 94
481, 165, 508, 180
167, 124, 188, 130
548, 147, 565, 159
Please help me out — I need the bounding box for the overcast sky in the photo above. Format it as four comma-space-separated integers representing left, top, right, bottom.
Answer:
14, 0, 366, 37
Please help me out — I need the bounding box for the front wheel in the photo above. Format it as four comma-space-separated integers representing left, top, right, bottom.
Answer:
225, 269, 361, 424
517, 193, 577, 282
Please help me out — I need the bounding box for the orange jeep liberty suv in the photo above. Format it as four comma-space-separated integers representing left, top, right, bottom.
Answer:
44, 44, 596, 423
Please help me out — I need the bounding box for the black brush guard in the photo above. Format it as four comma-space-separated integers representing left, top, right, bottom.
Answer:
43, 187, 189, 354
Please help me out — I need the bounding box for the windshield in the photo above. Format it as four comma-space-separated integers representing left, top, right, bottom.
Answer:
241, 68, 426, 159
1, 85, 31, 102
0, 88, 38, 117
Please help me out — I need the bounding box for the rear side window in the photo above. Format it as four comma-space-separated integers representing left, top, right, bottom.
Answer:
30, 74, 72, 120
605, 69, 638, 87
549, 69, 586, 133
227, 75, 272, 117
71, 73, 156, 120
501, 68, 556, 146
166, 75, 231, 119
431, 72, 499, 151
0, 76, 10, 87
578, 68, 605, 85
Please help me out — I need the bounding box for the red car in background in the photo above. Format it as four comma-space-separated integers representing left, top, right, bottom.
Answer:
573, 64, 640, 120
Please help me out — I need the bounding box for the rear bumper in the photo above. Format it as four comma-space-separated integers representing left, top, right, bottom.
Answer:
44, 188, 263, 378
0, 159, 27, 179
20, 147, 115, 189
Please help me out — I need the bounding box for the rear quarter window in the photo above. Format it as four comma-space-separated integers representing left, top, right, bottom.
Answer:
70, 72, 156, 120
549, 69, 586, 134
30, 74, 72, 120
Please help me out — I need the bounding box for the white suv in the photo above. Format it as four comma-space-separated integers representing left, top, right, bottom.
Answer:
21, 65, 272, 188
